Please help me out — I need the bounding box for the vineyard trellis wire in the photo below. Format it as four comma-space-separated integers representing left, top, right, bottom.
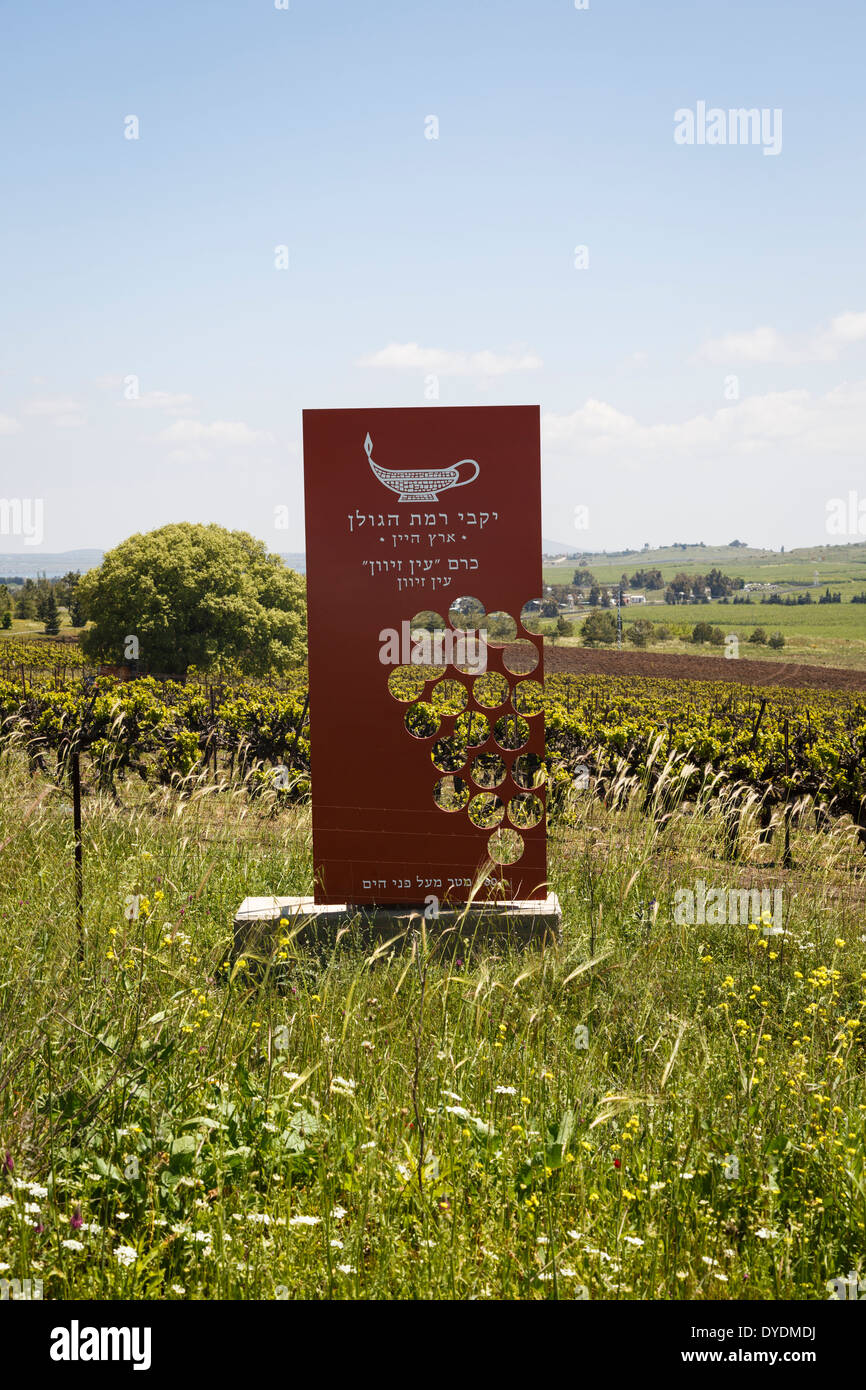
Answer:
0, 650, 864, 861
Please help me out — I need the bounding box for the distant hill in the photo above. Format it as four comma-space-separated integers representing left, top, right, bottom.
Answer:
3, 542, 862, 585
541, 538, 578, 556
0, 549, 105, 579
278, 553, 306, 574
0, 549, 307, 579
547, 541, 866, 569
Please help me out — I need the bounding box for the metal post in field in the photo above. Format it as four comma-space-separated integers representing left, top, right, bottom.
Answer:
783, 717, 792, 869
71, 749, 84, 959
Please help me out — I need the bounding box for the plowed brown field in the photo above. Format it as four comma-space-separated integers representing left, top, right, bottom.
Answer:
544, 646, 866, 691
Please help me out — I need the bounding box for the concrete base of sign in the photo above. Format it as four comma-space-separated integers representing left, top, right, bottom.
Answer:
230, 893, 562, 973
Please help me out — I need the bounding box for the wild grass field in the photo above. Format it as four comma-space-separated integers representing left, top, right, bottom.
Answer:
2, 745, 864, 1300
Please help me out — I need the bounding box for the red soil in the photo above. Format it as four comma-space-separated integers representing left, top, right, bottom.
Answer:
544, 646, 866, 692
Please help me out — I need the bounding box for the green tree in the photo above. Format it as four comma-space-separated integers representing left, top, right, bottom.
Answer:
626, 618, 655, 648
1, 609, 11, 630
68, 588, 86, 627
768, 631, 785, 649
580, 610, 618, 646
749, 627, 768, 645
43, 589, 61, 635
78, 523, 307, 676
15, 590, 37, 620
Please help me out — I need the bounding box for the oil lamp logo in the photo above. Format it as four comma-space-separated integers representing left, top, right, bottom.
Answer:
365, 433, 479, 503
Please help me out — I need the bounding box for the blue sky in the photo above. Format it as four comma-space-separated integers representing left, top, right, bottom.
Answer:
1, 0, 864, 555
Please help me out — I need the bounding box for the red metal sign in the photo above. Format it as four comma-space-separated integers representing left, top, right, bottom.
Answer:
302, 405, 545, 905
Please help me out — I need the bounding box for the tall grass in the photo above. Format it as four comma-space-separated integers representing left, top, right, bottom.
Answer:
1, 752, 864, 1299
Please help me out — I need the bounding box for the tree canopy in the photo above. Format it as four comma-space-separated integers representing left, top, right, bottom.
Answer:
78, 523, 306, 676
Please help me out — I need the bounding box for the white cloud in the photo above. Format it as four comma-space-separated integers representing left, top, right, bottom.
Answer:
158, 419, 273, 447
357, 342, 543, 377
0, 414, 21, 436
695, 311, 866, 366
126, 391, 196, 413
620, 350, 649, 369
22, 396, 87, 427
156, 417, 275, 467
96, 376, 197, 414
543, 378, 866, 464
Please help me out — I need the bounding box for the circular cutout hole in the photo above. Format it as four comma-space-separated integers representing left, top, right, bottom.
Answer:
433, 775, 470, 812
493, 713, 530, 751
409, 609, 446, 632
484, 611, 518, 645
473, 672, 509, 708
407, 613, 450, 672
488, 827, 524, 864
520, 599, 552, 636
430, 679, 468, 715
448, 596, 486, 631
512, 678, 544, 717
455, 709, 490, 748
513, 752, 546, 789
503, 640, 540, 675
431, 734, 467, 773
404, 702, 440, 739
468, 793, 505, 829
387, 666, 430, 702
471, 752, 507, 789
508, 792, 544, 828
452, 638, 490, 677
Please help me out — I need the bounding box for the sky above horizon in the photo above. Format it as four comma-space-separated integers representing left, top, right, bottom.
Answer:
1, 0, 865, 556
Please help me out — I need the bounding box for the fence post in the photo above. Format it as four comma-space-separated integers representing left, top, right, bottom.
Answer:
71, 749, 84, 958
783, 717, 792, 869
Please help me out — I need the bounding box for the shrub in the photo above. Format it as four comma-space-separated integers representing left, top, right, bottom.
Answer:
626, 619, 655, 648
580, 610, 618, 646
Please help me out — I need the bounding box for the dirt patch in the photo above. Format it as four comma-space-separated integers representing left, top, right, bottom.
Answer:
544, 646, 866, 692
